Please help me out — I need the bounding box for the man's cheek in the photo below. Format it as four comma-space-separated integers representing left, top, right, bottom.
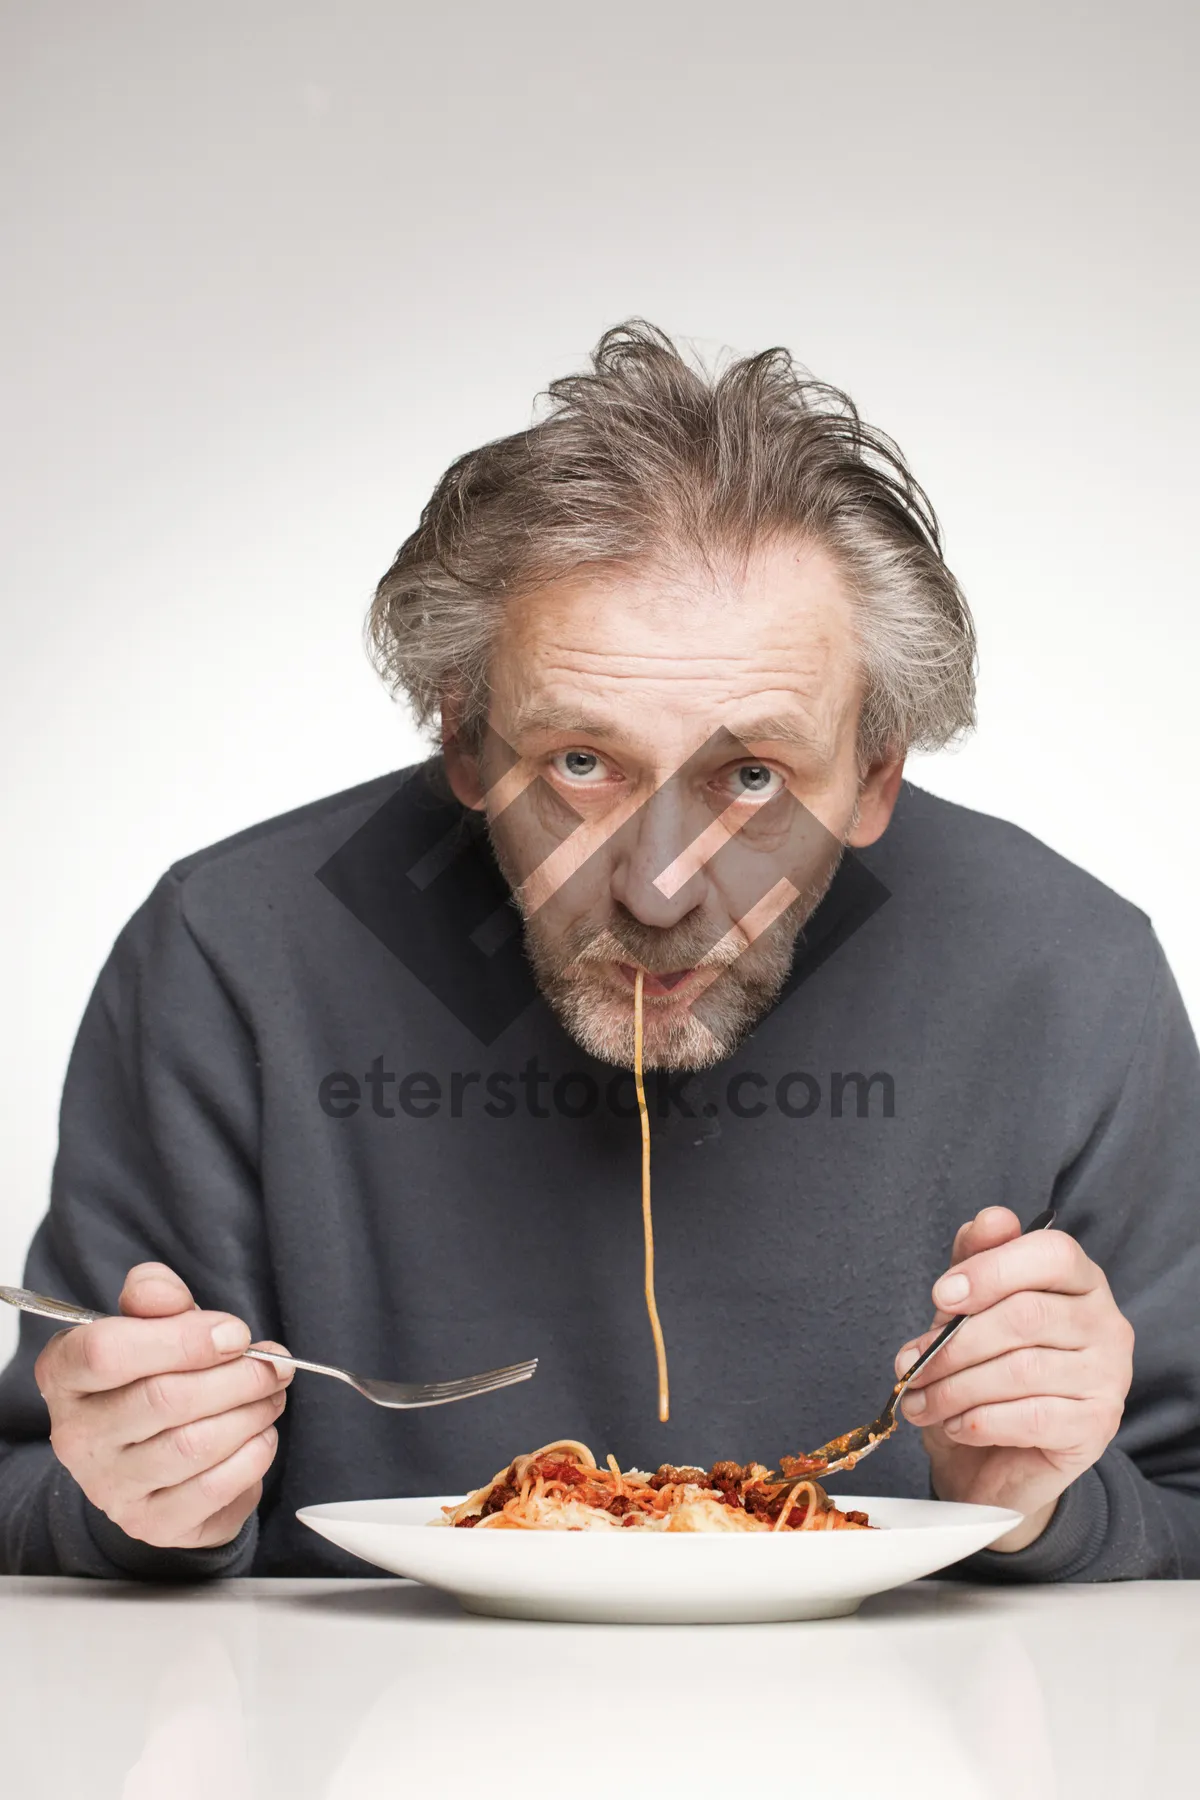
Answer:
488, 779, 591, 886
527, 856, 619, 947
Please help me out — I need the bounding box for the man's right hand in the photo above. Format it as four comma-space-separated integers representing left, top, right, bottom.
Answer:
33, 1261, 294, 1550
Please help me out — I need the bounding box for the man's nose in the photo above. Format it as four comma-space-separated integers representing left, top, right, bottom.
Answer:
608, 787, 705, 929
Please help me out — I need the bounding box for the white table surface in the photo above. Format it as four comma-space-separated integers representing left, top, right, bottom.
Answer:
0, 1575, 1195, 1799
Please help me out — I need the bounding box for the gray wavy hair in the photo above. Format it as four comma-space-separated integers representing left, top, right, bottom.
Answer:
366, 319, 976, 763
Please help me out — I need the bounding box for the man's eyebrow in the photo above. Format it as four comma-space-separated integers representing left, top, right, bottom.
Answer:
507, 702, 621, 740
722, 714, 832, 758
507, 703, 837, 771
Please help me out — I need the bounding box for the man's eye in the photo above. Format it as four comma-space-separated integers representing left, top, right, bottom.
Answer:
552, 750, 609, 783
727, 764, 784, 801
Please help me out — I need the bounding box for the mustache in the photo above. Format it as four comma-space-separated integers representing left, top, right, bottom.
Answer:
560, 917, 753, 974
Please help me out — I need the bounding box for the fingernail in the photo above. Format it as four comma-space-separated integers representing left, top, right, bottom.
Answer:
267, 1357, 294, 1380
902, 1389, 926, 1417
260, 1424, 278, 1447
211, 1318, 251, 1353
934, 1273, 969, 1306
895, 1345, 920, 1377
944, 1414, 963, 1432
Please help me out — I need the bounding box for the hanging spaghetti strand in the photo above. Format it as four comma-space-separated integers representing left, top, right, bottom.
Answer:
634, 968, 670, 1422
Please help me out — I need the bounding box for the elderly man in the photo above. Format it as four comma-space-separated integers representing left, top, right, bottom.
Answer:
1, 321, 1195, 1580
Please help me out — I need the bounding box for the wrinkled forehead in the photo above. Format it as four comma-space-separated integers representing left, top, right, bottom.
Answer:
490, 539, 864, 766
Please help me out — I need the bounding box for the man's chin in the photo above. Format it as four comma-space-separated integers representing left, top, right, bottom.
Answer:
537, 973, 770, 1072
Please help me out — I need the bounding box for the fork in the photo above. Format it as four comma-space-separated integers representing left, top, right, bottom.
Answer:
0, 1286, 538, 1410
765, 1206, 1059, 1485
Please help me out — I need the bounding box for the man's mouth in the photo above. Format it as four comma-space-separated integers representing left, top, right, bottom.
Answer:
616, 962, 700, 998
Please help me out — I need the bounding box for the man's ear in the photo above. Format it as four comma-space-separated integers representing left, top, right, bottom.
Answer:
847, 754, 905, 848
441, 695, 487, 812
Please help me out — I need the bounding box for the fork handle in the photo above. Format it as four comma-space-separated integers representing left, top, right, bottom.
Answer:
893, 1205, 1059, 1398
0, 1289, 327, 1378
0, 1287, 107, 1327
243, 1348, 345, 1381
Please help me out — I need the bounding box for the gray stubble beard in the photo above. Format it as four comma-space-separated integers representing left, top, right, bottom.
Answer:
488, 821, 844, 1070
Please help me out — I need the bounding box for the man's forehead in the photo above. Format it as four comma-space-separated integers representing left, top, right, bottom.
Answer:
494, 540, 860, 755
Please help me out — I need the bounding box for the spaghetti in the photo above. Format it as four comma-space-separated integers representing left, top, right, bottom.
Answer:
633, 968, 670, 1422
441, 1440, 872, 1533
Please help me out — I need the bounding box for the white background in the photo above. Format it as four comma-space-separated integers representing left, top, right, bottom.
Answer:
3, 2, 1197, 1359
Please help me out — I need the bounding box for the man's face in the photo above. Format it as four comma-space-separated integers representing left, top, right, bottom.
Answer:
446, 537, 903, 1069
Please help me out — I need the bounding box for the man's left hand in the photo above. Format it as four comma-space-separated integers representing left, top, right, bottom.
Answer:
894, 1206, 1134, 1551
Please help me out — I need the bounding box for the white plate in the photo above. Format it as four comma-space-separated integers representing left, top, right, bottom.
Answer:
296, 1493, 1023, 1623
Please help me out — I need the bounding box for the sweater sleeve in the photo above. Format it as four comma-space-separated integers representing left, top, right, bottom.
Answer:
952, 928, 1200, 1582
0, 871, 282, 1578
